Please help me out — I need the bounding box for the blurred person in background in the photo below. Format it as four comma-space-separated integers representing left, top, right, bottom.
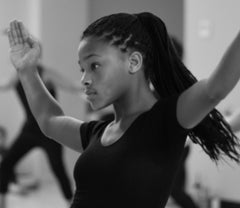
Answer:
0, 42, 82, 208
0, 126, 8, 162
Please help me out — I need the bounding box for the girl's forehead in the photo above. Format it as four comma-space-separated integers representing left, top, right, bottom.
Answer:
78, 37, 108, 54
78, 37, 125, 61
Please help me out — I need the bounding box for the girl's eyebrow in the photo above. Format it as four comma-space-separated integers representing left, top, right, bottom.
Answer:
84, 54, 101, 61
78, 54, 101, 65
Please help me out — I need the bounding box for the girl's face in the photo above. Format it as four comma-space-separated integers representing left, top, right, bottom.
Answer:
78, 37, 132, 110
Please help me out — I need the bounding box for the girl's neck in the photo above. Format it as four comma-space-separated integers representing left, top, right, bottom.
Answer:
113, 89, 157, 123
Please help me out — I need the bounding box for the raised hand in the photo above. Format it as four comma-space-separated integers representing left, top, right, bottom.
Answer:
8, 20, 41, 72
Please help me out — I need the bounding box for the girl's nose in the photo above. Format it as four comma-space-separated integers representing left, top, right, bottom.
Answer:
83, 79, 92, 86
81, 74, 92, 86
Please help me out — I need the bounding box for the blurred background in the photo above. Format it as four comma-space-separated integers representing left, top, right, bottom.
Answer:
0, 0, 240, 207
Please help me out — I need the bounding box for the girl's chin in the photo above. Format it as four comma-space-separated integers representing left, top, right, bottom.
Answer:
89, 102, 110, 111
88, 102, 103, 111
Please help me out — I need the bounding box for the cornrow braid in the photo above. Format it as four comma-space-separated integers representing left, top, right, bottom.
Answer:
82, 13, 152, 77
81, 12, 240, 162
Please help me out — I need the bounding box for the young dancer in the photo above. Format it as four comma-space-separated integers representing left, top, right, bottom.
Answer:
7, 12, 240, 208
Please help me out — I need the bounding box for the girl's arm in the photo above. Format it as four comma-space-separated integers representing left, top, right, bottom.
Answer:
8, 20, 84, 152
177, 30, 240, 129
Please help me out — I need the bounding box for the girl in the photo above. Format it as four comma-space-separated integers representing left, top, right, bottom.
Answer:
7, 12, 240, 208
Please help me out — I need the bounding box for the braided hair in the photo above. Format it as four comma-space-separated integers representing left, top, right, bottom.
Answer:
81, 12, 240, 162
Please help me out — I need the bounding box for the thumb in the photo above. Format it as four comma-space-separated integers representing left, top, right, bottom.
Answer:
27, 36, 39, 48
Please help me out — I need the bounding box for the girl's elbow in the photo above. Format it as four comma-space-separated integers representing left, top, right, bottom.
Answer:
206, 86, 228, 104
38, 116, 50, 136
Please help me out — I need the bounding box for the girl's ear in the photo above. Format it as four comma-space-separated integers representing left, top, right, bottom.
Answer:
128, 51, 143, 74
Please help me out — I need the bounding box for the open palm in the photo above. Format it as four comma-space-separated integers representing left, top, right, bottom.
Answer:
8, 20, 40, 72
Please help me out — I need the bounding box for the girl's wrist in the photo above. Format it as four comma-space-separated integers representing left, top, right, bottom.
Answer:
17, 66, 38, 79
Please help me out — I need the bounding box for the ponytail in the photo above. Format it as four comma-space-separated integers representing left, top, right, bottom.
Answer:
136, 12, 240, 162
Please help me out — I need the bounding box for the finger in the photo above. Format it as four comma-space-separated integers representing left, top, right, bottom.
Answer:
27, 35, 40, 50
18, 21, 29, 42
9, 21, 17, 45
7, 28, 15, 48
10, 20, 23, 45
27, 35, 35, 47
15, 21, 24, 44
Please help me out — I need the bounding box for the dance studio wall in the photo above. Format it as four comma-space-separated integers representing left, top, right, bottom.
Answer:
185, 0, 240, 201
88, 0, 184, 46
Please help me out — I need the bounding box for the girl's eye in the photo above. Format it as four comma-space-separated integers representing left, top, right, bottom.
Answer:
91, 63, 100, 71
80, 68, 85, 73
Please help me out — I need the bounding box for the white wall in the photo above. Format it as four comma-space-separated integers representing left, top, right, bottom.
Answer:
88, 0, 184, 44
185, 0, 240, 201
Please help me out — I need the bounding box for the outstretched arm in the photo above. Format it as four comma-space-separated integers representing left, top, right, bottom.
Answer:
8, 20, 84, 152
177, 30, 240, 129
